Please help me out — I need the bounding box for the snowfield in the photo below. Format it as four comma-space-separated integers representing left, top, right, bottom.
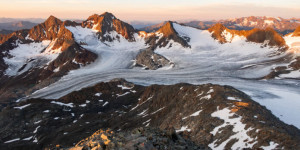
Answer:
27, 23, 300, 129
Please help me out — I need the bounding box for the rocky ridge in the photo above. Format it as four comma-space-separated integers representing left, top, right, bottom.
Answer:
82, 12, 136, 42
208, 23, 287, 49
0, 79, 299, 150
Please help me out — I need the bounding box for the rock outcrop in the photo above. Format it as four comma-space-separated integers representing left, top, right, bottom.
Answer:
135, 48, 172, 70
63, 128, 205, 150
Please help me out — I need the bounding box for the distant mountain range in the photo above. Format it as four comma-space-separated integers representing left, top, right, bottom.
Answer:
0, 18, 44, 24
0, 21, 38, 34
140, 16, 300, 35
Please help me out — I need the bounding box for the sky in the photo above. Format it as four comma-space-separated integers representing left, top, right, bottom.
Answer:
0, 0, 300, 22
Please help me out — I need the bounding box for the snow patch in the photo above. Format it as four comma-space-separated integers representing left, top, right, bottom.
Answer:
182, 110, 202, 120
260, 141, 279, 150
116, 92, 130, 97
51, 101, 74, 107
4, 40, 52, 76
14, 104, 31, 110
95, 93, 102, 97
209, 108, 256, 149
102, 102, 109, 107
227, 96, 242, 101
4, 138, 20, 143
176, 126, 191, 132
279, 70, 300, 78
117, 85, 133, 90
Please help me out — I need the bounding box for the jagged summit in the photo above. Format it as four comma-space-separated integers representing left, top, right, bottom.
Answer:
82, 12, 135, 41
208, 23, 233, 43
148, 21, 190, 48
100, 12, 116, 19
44, 15, 62, 27
208, 23, 227, 32
157, 21, 177, 36
28, 15, 63, 41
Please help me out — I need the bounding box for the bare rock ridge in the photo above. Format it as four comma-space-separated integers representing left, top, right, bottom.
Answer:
66, 128, 204, 150
0, 79, 299, 149
208, 23, 287, 49
145, 21, 191, 49
82, 12, 136, 42
29, 15, 62, 41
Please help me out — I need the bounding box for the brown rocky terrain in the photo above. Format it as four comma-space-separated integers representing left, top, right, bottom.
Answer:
290, 26, 300, 36
145, 21, 191, 49
0, 79, 299, 150
61, 128, 204, 150
208, 23, 288, 49
28, 16, 62, 42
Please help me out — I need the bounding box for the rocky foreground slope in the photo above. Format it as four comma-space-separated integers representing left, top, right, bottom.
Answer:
0, 79, 299, 150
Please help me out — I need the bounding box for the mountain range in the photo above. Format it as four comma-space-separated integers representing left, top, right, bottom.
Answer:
140, 16, 300, 35
0, 21, 37, 32
0, 12, 300, 149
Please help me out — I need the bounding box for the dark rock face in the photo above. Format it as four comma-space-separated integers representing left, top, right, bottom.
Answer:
0, 79, 299, 150
82, 12, 136, 42
145, 21, 191, 49
135, 48, 172, 70
208, 23, 288, 50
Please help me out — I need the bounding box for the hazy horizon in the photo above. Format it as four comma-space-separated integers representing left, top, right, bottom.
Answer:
1, 14, 300, 24
0, 0, 300, 22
